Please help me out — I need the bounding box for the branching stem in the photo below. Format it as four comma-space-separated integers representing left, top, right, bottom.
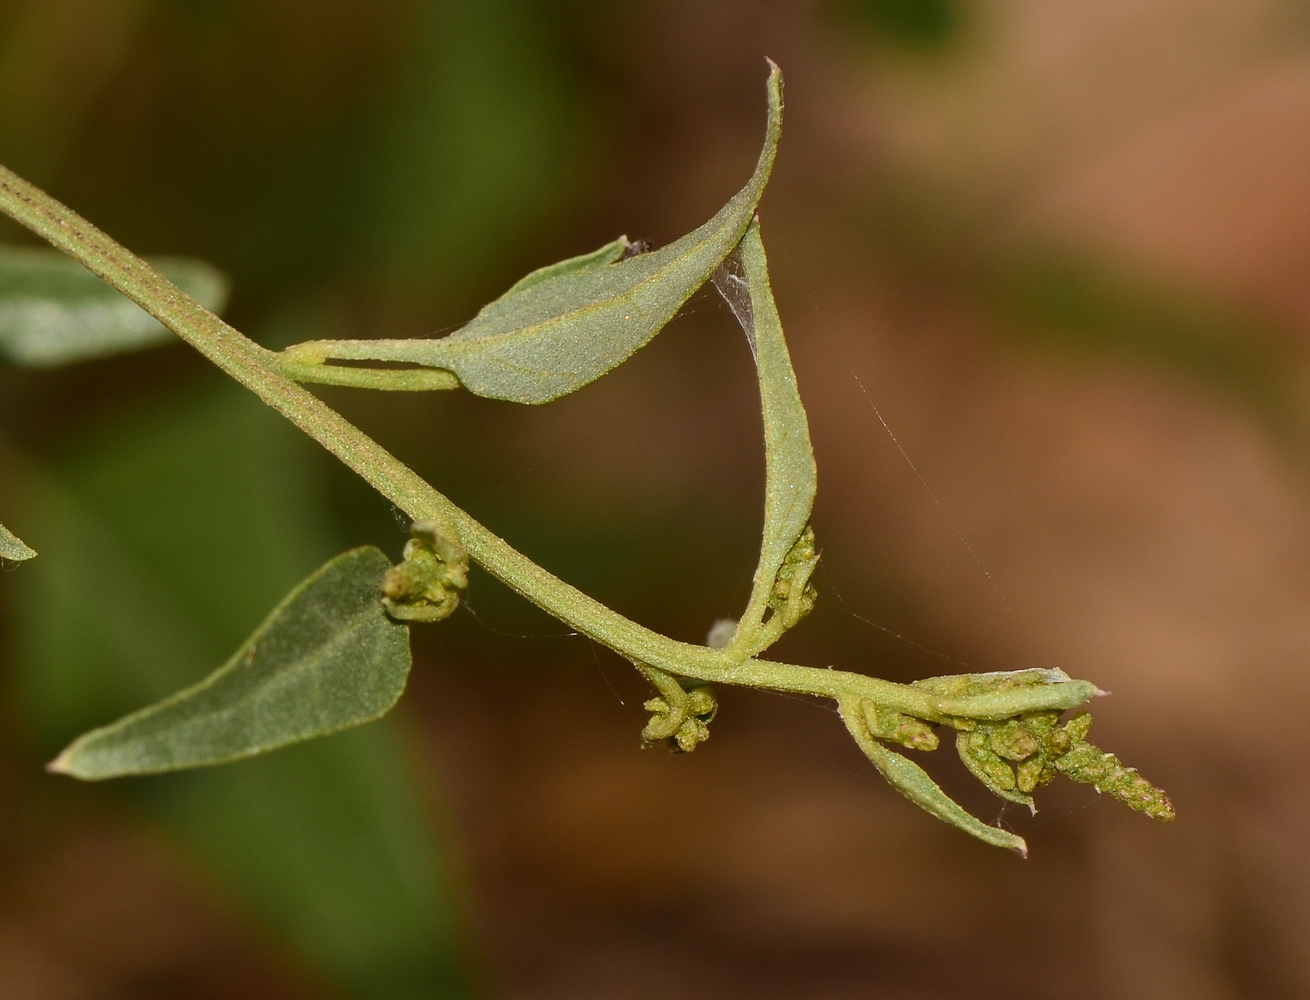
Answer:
0, 161, 1121, 857
0, 165, 1090, 721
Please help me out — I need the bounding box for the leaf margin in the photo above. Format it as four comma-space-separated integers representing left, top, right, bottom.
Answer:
49, 545, 411, 779
278, 61, 785, 404
718, 217, 818, 659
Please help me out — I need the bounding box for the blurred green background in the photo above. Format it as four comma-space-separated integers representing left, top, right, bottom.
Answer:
5, 1, 1310, 997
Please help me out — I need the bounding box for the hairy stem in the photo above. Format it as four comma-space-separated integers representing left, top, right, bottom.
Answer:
0, 163, 1092, 724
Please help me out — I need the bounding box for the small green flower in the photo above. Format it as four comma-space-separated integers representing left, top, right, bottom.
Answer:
381, 522, 469, 622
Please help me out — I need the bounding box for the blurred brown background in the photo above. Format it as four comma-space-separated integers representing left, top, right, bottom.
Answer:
2, 0, 1310, 997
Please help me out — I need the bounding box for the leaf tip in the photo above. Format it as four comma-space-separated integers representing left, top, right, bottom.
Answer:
45, 748, 75, 777
46, 736, 113, 779
0, 524, 37, 561
764, 57, 784, 109
978, 819, 1028, 857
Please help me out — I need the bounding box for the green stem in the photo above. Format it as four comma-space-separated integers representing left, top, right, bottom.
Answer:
0, 163, 1092, 725
275, 350, 462, 392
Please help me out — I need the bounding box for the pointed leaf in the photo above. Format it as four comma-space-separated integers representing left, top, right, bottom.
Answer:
839, 700, 1026, 855
12, 386, 466, 994
0, 521, 35, 560
717, 218, 817, 656
51, 546, 410, 779
861, 734, 1028, 855
0, 247, 229, 366
280, 62, 784, 403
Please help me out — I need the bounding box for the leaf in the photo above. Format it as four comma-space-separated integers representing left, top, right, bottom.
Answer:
0, 246, 229, 366
12, 384, 468, 996
860, 732, 1028, 856
0, 521, 35, 560
839, 699, 1027, 856
716, 218, 818, 657
50, 545, 410, 779
280, 61, 784, 403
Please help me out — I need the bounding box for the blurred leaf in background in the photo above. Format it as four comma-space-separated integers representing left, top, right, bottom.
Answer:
0, 247, 227, 366
359, 0, 583, 293
839, 0, 966, 52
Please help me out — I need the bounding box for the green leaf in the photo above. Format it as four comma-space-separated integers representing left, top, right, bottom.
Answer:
860, 729, 1028, 855
11, 384, 468, 996
717, 218, 818, 658
0, 520, 35, 560
0, 246, 229, 366
50, 545, 410, 779
279, 62, 784, 403
839, 699, 1027, 856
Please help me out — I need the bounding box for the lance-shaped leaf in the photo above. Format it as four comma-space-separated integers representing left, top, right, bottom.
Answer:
50, 546, 410, 779
0, 521, 35, 560
839, 699, 1027, 856
279, 62, 784, 404
716, 218, 817, 658
0, 247, 229, 366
